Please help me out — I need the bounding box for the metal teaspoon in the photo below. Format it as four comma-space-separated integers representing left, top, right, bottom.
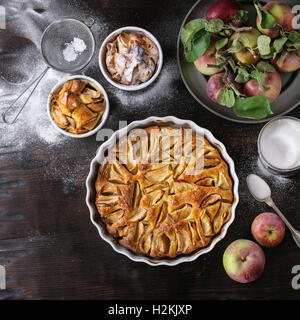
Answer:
246, 174, 300, 248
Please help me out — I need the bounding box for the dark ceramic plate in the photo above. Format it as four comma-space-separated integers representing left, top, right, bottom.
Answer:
177, 0, 300, 123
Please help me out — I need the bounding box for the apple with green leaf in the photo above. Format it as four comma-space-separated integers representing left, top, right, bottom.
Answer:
229, 28, 261, 64
244, 71, 282, 102
223, 239, 266, 283
256, 1, 295, 39
194, 39, 223, 75
206, 72, 241, 103
271, 50, 300, 72
206, 0, 247, 27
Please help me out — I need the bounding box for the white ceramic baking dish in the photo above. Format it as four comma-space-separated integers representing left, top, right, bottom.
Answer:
86, 116, 239, 266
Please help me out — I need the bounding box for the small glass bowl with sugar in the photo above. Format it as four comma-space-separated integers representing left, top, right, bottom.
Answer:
258, 116, 300, 176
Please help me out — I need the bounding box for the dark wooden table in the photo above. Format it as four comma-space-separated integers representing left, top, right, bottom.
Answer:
0, 0, 299, 300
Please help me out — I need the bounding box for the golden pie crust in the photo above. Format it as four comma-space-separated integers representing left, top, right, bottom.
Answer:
95, 126, 234, 258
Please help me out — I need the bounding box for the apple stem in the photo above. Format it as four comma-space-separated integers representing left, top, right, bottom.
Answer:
227, 24, 253, 33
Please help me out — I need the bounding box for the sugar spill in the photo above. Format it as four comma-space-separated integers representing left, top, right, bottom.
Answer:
0, 69, 69, 151
0, 0, 112, 193
113, 60, 179, 110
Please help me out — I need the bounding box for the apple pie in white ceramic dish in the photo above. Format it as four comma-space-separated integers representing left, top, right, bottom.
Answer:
86, 116, 239, 266
99, 26, 163, 91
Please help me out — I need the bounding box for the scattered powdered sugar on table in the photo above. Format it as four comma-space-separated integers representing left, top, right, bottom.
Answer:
37, 124, 65, 145
113, 59, 179, 110
234, 148, 297, 215
43, 150, 88, 194
256, 158, 296, 193
1, 68, 86, 193
0, 69, 69, 151
63, 37, 87, 62
0, 2, 112, 192
237, 146, 296, 194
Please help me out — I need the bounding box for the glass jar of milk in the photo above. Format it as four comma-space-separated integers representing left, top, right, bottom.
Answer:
258, 116, 300, 176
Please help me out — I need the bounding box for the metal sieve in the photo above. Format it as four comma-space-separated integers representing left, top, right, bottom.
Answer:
2, 18, 95, 124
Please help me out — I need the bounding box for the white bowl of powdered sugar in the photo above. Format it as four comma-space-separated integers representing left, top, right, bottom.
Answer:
99, 26, 163, 91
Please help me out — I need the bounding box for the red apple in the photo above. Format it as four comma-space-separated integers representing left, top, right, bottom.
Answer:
244, 71, 282, 103
194, 39, 223, 75
252, 212, 285, 248
271, 51, 300, 72
223, 239, 265, 283
206, 73, 242, 103
206, 0, 244, 27
256, 2, 295, 38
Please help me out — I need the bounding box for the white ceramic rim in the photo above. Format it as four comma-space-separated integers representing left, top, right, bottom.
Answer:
47, 75, 110, 138
86, 116, 239, 266
99, 26, 163, 91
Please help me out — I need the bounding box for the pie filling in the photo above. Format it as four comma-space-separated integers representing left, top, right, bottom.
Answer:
105, 31, 159, 85
95, 126, 234, 258
50, 79, 106, 135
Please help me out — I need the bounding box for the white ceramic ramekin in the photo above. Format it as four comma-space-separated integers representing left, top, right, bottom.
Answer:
99, 26, 163, 91
47, 75, 109, 138
86, 116, 239, 266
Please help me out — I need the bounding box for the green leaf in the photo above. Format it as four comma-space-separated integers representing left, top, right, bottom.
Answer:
228, 58, 237, 73
215, 37, 228, 50
205, 19, 224, 33
217, 88, 235, 108
234, 10, 249, 23
261, 47, 277, 59
233, 96, 273, 120
288, 31, 300, 44
181, 19, 207, 48
207, 57, 230, 69
273, 37, 288, 53
237, 33, 252, 48
260, 10, 277, 29
184, 29, 211, 62
235, 67, 250, 83
276, 51, 288, 68
254, 0, 277, 29
257, 35, 271, 56
251, 70, 265, 84
228, 38, 243, 53
256, 61, 275, 73
286, 41, 300, 49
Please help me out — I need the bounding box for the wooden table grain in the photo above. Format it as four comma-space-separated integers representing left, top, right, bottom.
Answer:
0, 0, 299, 300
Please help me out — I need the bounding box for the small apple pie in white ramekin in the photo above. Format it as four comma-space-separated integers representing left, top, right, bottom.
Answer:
47, 75, 109, 138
